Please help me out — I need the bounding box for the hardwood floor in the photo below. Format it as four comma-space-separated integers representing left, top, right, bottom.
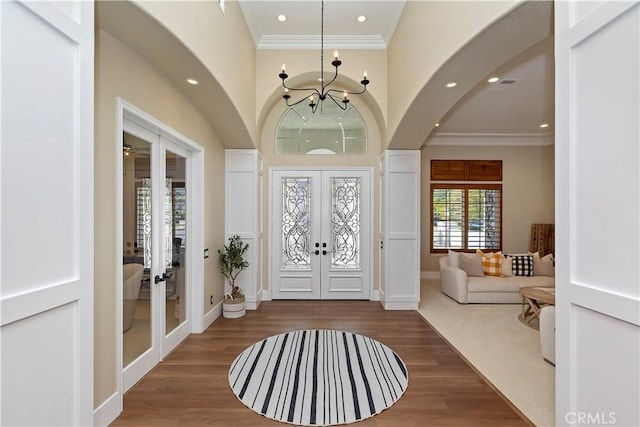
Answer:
112, 301, 529, 426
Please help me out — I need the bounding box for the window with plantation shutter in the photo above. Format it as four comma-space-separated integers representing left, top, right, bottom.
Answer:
430, 160, 502, 252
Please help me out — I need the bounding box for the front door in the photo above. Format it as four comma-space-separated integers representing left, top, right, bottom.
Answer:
271, 169, 371, 300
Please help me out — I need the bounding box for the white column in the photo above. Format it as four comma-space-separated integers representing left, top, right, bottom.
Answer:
379, 150, 420, 310
225, 149, 263, 309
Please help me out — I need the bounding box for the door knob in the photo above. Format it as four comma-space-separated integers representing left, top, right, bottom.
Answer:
314, 250, 320, 255
315, 242, 320, 247
154, 272, 170, 284
322, 250, 328, 255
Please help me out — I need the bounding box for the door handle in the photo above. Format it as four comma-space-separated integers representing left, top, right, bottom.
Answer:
322, 250, 328, 255
314, 250, 320, 255
154, 272, 170, 284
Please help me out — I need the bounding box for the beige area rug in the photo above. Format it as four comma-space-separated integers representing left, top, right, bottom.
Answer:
418, 279, 555, 427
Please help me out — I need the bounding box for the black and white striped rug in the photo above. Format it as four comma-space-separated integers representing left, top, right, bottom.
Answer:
228, 329, 408, 426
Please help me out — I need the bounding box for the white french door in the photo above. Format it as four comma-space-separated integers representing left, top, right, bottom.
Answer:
122, 118, 192, 392
271, 169, 371, 300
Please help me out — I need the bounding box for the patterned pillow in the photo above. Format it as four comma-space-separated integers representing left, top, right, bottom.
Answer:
477, 250, 504, 277
508, 254, 534, 277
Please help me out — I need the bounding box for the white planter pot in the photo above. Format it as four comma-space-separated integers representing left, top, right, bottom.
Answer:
223, 295, 246, 318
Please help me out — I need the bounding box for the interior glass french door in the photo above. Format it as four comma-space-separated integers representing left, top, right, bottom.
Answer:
271, 170, 370, 300
122, 121, 191, 392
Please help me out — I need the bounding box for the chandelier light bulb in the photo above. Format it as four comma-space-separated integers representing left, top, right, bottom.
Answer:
334, 50, 339, 59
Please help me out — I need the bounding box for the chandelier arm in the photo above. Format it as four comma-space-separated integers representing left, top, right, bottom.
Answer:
325, 93, 349, 111
282, 82, 322, 95
321, 67, 338, 94
325, 85, 368, 97
285, 94, 319, 108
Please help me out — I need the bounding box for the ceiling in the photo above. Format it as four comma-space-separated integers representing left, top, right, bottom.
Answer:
239, 0, 554, 143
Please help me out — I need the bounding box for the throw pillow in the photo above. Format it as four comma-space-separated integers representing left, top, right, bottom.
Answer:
502, 257, 514, 277
459, 253, 484, 277
534, 253, 555, 276
507, 254, 534, 277
477, 250, 504, 277
447, 250, 460, 268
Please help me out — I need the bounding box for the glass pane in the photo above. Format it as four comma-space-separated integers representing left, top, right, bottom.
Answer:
432, 188, 464, 249
468, 189, 501, 250
123, 131, 151, 367
281, 177, 311, 269
166, 151, 187, 336
275, 102, 367, 155
331, 177, 360, 269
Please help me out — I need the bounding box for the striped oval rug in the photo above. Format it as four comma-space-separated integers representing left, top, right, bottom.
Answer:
229, 329, 408, 426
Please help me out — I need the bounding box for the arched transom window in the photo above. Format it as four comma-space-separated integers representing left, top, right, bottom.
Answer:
275, 101, 367, 155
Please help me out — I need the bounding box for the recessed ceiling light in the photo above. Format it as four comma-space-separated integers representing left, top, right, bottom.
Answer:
540, 123, 549, 128
435, 123, 440, 127
357, 15, 366, 23
277, 14, 287, 22
488, 77, 500, 83
186, 78, 199, 85
445, 81, 458, 88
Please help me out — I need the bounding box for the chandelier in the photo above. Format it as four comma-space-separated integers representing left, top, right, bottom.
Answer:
278, 0, 370, 113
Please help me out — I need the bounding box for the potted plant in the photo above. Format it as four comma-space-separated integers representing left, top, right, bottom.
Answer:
218, 234, 249, 318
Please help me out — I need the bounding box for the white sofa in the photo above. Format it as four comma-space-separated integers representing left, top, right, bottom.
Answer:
539, 306, 556, 365
439, 256, 555, 304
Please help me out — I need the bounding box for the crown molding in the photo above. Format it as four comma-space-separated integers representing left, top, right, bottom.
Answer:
238, 1, 261, 47
382, 2, 406, 46
426, 132, 555, 147
257, 35, 387, 50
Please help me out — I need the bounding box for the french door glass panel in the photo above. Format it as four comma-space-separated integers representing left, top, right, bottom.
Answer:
123, 132, 152, 368
330, 177, 361, 269
165, 150, 187, 337
281, 177, 312, 269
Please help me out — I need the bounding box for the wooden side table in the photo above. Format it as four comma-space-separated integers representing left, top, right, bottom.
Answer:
519, 286, 555, 330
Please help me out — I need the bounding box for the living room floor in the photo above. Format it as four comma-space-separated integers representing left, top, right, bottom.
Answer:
417, 279, 555, 427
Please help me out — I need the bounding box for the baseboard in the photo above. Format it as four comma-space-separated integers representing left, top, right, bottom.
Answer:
383, 301, 419, 310
202, 300, 222, 330
93, 391, 120, 427
370, 290, 380, 301
262, 290, 272, 301
421, 271, 440, 279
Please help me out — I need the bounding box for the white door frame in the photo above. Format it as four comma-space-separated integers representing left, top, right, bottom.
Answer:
116, 99, 205, 396
269, 167, 373, 300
